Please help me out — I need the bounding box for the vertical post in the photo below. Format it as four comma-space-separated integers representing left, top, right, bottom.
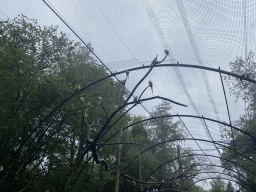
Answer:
86, 124, 91, 161
177, 146, 184, 192
219, 70, 235, 149
115, 127, 123, 192
139, 152, 143, 191
115, 77, 127, 192
98, 145, 107, 192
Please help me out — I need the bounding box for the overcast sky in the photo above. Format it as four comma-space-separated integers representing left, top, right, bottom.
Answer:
2, 0, 255, 189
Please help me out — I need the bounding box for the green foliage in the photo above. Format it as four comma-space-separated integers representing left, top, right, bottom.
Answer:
225, 51, 256, 108
223, 54, 256, 191
0, 14, 129, 192
148, 101, 185, 181
122, 100, 202, 189
226, 181, 235, 192
187, 184, 207, 192
121, 115, 158, 181
0, 14, 208, 192
209, 175, 226, 192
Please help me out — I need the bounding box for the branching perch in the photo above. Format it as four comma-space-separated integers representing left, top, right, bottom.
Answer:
96, 142, 139, 145
127, 96, 188, 107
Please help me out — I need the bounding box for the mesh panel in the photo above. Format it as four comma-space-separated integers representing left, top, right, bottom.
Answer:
2, 0, 256, 190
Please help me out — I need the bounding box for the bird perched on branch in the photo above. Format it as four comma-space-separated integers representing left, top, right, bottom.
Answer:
120, 80, 126, 85
80, 96, 85, 103
149, 80, 153, 88
177, 61, 179, 64
133, 96, 138, 102
151, 55, 158, 65
75, 84, 81, 93
149, 80, 153, 94
126, 70, 129, 78
240, 74, 245, 81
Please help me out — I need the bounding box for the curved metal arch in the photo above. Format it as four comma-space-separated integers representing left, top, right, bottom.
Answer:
87, 64, 256, 94
146, 142, 256, 181
42, 63, 256, 156
101, 64, 256, 86
174, 173, 246, 191
45, 63, 256, 132
109, 115, 256, 176
116, 115, 256, 144
173, 171, 255, 191
185, 177, 250, 191
170, 163, 251, 185
144, 153, 256, 183
124, 137, 256, 174
44, 63, 256, 158
106, 115, 256, 157
56, 64, 256, 188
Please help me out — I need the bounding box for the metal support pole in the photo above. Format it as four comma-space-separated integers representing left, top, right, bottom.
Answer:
177, 146, 184, 192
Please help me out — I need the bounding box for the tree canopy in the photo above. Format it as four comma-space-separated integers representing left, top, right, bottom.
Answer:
209, 175, 225, 192
0, 14, 130, 192
222, 53, 256, 191
0, 15, 207, 192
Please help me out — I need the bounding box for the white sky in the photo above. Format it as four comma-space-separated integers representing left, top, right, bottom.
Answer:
2, 0, 254, 190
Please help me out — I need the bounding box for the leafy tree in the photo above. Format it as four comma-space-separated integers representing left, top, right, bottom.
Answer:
0, 15, 129, 192
225, 51, 256, 111
0, 14, 211, 192
187, 184, 207, 192
222, 53, 256, 191
209, 175, 225, 192
226, 181, 235, 192
121, 115, 158, 182
148, 100, 186, 181
142, 100, 203, 190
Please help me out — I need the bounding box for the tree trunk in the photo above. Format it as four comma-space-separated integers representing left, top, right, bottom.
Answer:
177, 146, 184, 192
98, 145, 107, 192
138, 153, 143, 191
114, 127, 123, 192
70, 130, 75, 167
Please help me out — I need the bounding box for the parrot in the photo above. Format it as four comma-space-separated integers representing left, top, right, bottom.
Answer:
126, 70, 129, 77
80, 96, 85, 103
0, 28, 5, 35
149, 80, 153, 88
240, 74, 245, 81
98, 96, 102, 105
120, 80, 126, 85
149, 81, 153, 94
75, 85, 81, 92
164, 49, 169, 55
151, 55, 158, 65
